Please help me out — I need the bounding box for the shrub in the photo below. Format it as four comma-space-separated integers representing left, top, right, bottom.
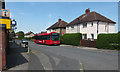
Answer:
97, 33, 120, 50
16, 31, 24, 40
60, 33, 82, 46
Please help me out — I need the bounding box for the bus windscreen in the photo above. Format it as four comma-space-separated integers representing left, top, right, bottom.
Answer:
51, 33, 59, 41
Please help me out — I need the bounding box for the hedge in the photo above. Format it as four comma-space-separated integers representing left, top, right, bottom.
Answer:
97, 33, 120, 50
60, 33, 82, 46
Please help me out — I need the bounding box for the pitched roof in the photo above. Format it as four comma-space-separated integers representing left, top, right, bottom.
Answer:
47, 19, 68, 30
25, 31, 34, 35
67, 11, 116, 26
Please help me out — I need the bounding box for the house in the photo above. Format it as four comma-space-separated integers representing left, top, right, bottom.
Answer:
46, 19, 68, 35
24, 31, 34, 38
41, 31, 47, 34
15, 33, 18, 39
66, 8, 116, 39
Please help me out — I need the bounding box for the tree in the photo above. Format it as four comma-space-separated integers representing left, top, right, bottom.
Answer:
16, 31, 24, 40
9, 31, 15, 41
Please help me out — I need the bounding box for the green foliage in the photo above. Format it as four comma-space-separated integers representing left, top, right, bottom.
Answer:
60, 33, 82, 46
9, 31, 15, 41
16, 31, 24, 40
97, 33, 120, 50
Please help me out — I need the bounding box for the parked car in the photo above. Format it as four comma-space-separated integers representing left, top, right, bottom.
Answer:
21, 39, 28, 45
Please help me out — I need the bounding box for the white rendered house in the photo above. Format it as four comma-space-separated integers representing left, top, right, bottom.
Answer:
66, 9, 116, 39
24, 31, 34, 38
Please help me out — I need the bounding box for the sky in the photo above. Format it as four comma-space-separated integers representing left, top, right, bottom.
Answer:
6, 2, 118, 33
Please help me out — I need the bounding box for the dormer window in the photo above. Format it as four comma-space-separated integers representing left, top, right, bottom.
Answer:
83, 23, 87, 28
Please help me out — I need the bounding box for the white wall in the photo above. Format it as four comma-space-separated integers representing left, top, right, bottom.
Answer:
66, 21, 115, 39
66, 25, 78, 33
47, 29, 52, 33
98, 22, 108, 34
24, 33, 34, 38
108, 23, 115, 33
98, 22, 115, 34
80, 21, 98, 39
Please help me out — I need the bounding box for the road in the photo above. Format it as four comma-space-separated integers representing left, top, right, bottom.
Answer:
17, 40, 118, 70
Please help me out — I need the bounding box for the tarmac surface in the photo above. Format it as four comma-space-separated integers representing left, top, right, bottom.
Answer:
6, 40, 119, 71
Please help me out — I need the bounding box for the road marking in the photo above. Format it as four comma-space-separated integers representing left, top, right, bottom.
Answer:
79, 62, 85, 72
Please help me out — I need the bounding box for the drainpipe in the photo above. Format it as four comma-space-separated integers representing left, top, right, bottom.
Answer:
97, 21, 99, 35
77, 24, 79, 33
107, 22, 109, 33
77, 18, 80, 33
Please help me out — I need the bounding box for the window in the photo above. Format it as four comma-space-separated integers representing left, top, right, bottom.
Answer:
71, 26, 74, 28
105, 25, 107, 31
91, 34, 94, 39
67, 26, 69, 29
42, 35, 50, 40
83, 23, 87, 28
82, 34, 87, 39
51, 33, 60, 41
35, 36, 40, 40
91, 22, 93, 26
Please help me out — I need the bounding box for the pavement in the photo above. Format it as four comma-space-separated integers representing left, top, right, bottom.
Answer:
6, 40, 119, 71
6, 41, 29, 70
60, 44, 118, 52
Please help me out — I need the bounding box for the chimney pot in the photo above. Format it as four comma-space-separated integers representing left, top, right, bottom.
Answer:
85, 8, 90, 14
58, 19, 61, 22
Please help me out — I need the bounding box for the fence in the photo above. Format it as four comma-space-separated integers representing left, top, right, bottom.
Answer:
80, 39, 97, 48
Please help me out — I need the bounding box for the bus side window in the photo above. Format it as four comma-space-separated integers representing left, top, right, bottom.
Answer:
35, 36, 37, 40
39, 36, 42, 40
47, 35, 50, 40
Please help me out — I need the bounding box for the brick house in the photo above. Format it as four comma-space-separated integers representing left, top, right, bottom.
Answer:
47, 19, 68, 35
66, 9, 116, 39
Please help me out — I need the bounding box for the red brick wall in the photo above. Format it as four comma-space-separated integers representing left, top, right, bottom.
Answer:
0, 27, 2, 71
0, 27, 6, 71
80, 39, 97, 48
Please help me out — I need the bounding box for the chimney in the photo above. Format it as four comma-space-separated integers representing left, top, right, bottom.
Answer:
85, 8, 90, 14
58, 19, 61, 22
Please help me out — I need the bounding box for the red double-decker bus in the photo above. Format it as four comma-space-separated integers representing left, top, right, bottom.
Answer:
34, 32, 60, 45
